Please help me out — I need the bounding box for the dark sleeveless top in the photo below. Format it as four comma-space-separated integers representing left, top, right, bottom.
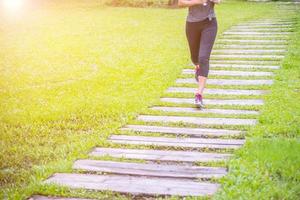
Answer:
187, 1, 216, 22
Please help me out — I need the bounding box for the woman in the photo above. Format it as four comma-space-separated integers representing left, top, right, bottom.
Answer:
178, 0, 220, 107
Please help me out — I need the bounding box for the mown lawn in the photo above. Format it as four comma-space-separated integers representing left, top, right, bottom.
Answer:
215, 12, 300, 199
0, 0, 299, 199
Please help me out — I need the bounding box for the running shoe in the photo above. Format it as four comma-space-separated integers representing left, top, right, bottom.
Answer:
195, 93, 205, 108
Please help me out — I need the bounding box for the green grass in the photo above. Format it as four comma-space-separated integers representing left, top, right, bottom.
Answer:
214, 12, 300, 200
0, 0, 299, 199
215, 139, 300, 200
103, 0, 170, 7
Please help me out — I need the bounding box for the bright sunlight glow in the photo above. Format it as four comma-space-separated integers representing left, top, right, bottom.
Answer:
2, 0, 25, 12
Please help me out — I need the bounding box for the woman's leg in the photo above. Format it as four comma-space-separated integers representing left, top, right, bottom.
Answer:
185, 21, 201, 67
197, 76, 207, 95
197, 18, 218, 95
185, 20, 204, 104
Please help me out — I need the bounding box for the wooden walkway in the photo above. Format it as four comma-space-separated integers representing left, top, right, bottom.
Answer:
31, 18, 294, 199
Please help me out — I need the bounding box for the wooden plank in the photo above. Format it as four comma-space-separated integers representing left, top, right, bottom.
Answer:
182, 69, 274, 76
228, 28, 292, 32
222, 35, 289, 40
176, 78, 274, 85
246, 20, 293, 22
223, 31, 290, 35
233, 25, 293, 28
109, 135, 245, 149
29, 196, 92, 200
30, 196, 92, 200
252, 20, 293, 22
214, 44, 287, 48
160, 97, 264, 106
212, 49, 286, 54
150, 106, 259, 115
210, 63, 280, 69
217, 39, 287, 43
121, 125, 243, 137
73, 159, 227, 179
110, 135, 245, 145
238, 22, 293, 25
211, 54, 284, 59
90, 148, 231, 162
214, 44, 287, 49
137, 115, 257, 126
210, 60, 279, 64
44, 173, 220, 196
166, 87, 267, 96
207, 70, 274, 76
222, 34, 289, 38
227, 25, 292, 29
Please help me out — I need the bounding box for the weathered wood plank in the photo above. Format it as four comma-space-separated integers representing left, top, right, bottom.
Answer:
238, 22, 293, 25
211, 63, 280, 70
217, 39, 287, 44
222, 35, 289, 40
109, 135, 245, 149
182, 69, 274, 77
121, 125, 243, 137
210, 60, 279, 65
209, 70, 274, 77
214, 44, 287, 49
233, 25, 293, 28
73, 159, 227, 179
90, 148, 231, 162
210, 63, 280, 69
137, 115, 257, 126
29, 196, 92, 200
166, 87, 267, 96
245, 20, 293, 23
228, 29, 292, 33
160, 98, 264, 106
222, 34, 289, 37
176, 78, 274, 85
211, 54, 284, 59
44, 173, 220, 196
230, 27, 293, 30
150, 106, 259, 115
223, 31, 290, 35
212, 49, 286, 54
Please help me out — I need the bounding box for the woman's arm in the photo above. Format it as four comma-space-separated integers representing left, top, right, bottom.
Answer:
210, 0, 221, 4
178, 0, 207, 7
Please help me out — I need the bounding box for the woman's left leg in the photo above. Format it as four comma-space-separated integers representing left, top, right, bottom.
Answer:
196, 18, 218, 95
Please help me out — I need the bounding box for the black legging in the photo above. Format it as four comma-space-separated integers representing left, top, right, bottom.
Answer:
186, 18, 218, 78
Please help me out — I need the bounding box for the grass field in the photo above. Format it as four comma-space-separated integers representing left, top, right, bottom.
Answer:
215, 13, 300, 199
0, 0, 299, 199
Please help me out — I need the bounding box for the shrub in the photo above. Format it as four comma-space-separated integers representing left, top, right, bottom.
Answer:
103, 0, 170, 7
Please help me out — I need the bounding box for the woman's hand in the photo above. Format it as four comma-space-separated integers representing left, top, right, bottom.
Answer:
210, 0, 221, 4
178, 0, 208, 7
196, 0, 208, 5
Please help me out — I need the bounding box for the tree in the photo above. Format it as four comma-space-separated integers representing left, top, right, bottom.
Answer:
168, 0, 178, 6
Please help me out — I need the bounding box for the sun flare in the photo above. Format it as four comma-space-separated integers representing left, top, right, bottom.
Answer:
2, 0, 25, 11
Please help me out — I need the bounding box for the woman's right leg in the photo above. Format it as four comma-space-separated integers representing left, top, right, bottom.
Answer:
186, 21, 201, 70
186, 21, 204, 107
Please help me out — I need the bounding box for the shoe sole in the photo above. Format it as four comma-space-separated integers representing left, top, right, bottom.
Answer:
194, 102, 204, 109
